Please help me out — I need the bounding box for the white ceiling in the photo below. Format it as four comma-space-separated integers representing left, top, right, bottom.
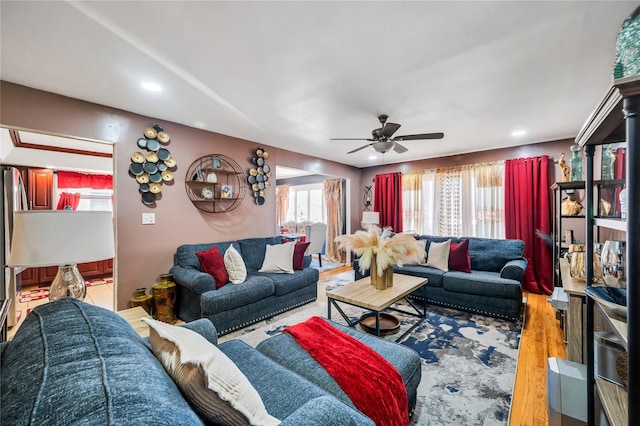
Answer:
1, 1, 636, 168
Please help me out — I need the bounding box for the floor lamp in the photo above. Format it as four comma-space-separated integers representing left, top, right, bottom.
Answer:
9, 211, 115, 301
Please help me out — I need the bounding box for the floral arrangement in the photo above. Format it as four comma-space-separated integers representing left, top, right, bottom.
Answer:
335, 226, 426, 276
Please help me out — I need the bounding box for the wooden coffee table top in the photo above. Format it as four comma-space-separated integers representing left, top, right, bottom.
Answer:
326, 274, 427, 311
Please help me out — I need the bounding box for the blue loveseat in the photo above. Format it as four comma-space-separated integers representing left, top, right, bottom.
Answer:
353, 235, 528, 321
1, 299, 421, 425
170, 236, 319, 336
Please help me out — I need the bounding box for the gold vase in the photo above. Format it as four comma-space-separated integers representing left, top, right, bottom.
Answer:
130, 287, 153, 314
370, 256, 394, 290
152, 274, 177, 323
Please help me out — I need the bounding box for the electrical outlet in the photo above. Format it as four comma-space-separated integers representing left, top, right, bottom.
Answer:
142, 213, 155, 225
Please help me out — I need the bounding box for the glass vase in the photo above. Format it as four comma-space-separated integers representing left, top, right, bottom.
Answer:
601, 240, 626, 289
570, 144, 583, 181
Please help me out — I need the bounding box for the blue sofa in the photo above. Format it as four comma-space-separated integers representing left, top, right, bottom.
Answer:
170, 236, 319, 335
353, 236, 527, 321
1, 299, 420, 425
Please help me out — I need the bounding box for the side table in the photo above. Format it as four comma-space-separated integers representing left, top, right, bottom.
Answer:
117, 306, 151, 338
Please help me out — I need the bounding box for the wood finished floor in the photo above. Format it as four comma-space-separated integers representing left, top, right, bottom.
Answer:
322, 266, 567, 426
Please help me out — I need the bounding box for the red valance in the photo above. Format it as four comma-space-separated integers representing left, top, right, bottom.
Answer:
57, 171, 112, 189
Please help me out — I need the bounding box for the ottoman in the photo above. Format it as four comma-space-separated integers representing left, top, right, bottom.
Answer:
256, 319, 422, 416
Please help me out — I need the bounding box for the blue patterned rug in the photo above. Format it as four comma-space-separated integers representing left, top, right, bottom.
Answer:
220, 271, 524, 425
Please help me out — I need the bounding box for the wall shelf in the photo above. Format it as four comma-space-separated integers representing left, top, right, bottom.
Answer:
185, 154, 246, 213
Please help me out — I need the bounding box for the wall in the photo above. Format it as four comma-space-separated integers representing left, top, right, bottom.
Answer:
0, 82, 362, 309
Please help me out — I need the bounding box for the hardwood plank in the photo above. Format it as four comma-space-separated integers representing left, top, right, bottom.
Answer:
510, 292, 566, 426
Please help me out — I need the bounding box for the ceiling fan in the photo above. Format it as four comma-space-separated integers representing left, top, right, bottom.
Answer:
331, 115, 444, 154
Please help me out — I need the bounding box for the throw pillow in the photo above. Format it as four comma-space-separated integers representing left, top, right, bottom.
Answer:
425, 239, 451, 271
224, 244, 247, 284
449, 239, 472, 273
293, 241, 311, 270
259, 242, 295, 273
142, 318, 280, 426
406, 239, 427, 265
196, 246, 229, 289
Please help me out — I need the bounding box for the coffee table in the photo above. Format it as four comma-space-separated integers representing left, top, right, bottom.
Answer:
326, 274, 428, 342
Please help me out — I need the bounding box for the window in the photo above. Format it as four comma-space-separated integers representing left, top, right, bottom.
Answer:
286, 183, 325, 223
55, 187, 113, 212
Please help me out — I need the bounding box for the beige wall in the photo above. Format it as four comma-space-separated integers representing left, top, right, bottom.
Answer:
0, 82, 362, 309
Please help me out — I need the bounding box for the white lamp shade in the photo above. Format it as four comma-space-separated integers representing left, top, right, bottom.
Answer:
9, 210, 115, 267
362, 211, 380, 224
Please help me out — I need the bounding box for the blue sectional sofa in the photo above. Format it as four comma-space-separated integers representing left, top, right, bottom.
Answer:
353, 235, 527, 321
1, 299, 421, 425
170, 236, 319, 335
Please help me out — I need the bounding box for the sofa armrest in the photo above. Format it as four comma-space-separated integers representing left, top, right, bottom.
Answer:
500, 258, 528, 282
178, 319, 218, 345
352, 258, 370, 281
169, 265, 216, 294
280, 396, 374, 426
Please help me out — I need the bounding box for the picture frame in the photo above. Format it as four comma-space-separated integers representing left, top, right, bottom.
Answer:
221, 185, 233, 198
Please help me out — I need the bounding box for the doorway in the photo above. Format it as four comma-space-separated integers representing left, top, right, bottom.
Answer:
0, 128, 115, 335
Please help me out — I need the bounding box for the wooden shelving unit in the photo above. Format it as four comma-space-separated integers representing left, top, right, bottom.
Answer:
184, 154, 246, 213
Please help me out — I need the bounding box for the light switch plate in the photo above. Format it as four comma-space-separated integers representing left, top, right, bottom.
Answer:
142, 213, 155, 225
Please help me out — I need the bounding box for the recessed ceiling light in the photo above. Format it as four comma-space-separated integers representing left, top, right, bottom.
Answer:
511, 130, 527, 137
369, 155, 377, 160
141, 82, 162, 92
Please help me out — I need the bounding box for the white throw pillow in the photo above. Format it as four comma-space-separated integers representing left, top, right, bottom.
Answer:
407, 239, 428, 265
425, 240, 451, 271
142, 318, 280, 426
259, 242, 295, 274
224, 244, 247, 284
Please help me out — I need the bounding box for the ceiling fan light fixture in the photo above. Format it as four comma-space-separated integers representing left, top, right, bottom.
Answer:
373, 141, 394, 153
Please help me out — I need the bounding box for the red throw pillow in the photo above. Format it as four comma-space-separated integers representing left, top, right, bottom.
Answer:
449, 239, 471, 273
293, 242, 311, 270
196, 246, 229, 289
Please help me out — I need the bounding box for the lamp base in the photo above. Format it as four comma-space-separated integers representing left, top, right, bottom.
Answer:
49, 265, 86, 301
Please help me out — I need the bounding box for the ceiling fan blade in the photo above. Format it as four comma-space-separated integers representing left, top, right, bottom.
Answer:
330, 138, 375, 141
381, 122, 401, 138
347, 143, 374, 154
394, 132, 444, 141
393, 142, 408, 154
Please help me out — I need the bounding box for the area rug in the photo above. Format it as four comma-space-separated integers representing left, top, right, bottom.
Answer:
221, 271, 524, 425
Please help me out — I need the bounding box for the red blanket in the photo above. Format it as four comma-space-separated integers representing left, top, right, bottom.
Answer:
284, 316, 408, 426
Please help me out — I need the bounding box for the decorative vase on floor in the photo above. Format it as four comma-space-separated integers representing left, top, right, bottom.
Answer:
370, 256, 393, 290
152, 273, 177, 323
129, 287, 153, 314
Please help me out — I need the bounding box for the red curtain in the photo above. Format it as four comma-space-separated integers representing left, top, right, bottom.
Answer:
57, 171, 112, 189
373, 172, 403, 232
504, 156, 553, 295
57, 192, 81, 210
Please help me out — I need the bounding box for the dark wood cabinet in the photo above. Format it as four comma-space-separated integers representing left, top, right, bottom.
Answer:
18, 259, 113, 288
27, 168, 53, 210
